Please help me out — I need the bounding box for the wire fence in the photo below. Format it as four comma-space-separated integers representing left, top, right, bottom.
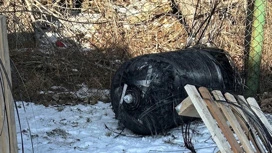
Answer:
0, 0, 271, 104
244, 0, 267, 97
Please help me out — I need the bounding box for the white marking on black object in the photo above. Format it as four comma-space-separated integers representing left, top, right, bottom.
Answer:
119, 84, 128, 104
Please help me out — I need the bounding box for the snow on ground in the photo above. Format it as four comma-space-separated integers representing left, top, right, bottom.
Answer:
16, 101, 272, 153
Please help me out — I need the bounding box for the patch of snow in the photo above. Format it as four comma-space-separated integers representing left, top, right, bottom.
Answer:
72, 69, 79, 72
16, 101, 272, 153
15, 102, 206, 153
50, 86, 68, 91
76, 84, 109, 100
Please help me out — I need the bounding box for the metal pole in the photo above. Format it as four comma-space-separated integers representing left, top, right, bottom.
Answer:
245, 0, 266, 97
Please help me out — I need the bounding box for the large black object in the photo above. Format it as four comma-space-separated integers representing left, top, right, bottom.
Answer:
110, 47, 241, 135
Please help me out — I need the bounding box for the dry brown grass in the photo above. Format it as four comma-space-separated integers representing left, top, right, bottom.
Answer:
81, 0, 272, 106
10, 45, 130, 105
3, 0, 272, 105
80, 0, 248, 69
88, 0, 272, 112
260, 1, 272, 93
82, 0, 247, 57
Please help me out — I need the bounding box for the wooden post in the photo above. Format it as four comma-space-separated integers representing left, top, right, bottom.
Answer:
0, 15, 18, 153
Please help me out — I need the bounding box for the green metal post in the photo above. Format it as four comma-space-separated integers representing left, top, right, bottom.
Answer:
245, 0, 266, 97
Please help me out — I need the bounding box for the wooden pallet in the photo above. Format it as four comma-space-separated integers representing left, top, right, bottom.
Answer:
175, 84, 272, 153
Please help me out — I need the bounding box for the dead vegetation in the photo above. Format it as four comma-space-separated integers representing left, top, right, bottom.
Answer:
10, 46, 130, 105
1, 0, 272, 107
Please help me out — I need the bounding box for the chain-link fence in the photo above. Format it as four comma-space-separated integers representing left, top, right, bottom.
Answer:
244, 0, 267, 97
0, 0, 271, 107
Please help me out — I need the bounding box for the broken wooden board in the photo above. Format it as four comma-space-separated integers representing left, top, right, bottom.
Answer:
247, 97, 272, 133
184, 85, 232, 153
175, 97, 200, 118
212, 90, 254, 153
224, 93, 266, 153
199, 87, 243, 153
176, 84, 272, 153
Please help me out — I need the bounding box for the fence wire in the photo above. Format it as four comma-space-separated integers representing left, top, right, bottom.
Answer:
0, 0, 271, 105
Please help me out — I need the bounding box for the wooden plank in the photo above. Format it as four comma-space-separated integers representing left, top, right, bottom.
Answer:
199, 87, 243, 153
0, 75, 9, 153
175, 97, 200, 118
247, 97, 272, 134
225, 93, 265, 153
237, 95, 269, 149
236, 95, 249, 105
234, 110, 260, 153
184, 85, 232, 153
245, 97, 272, 151
212, 90, 254, 153
0, 15, 18, 153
